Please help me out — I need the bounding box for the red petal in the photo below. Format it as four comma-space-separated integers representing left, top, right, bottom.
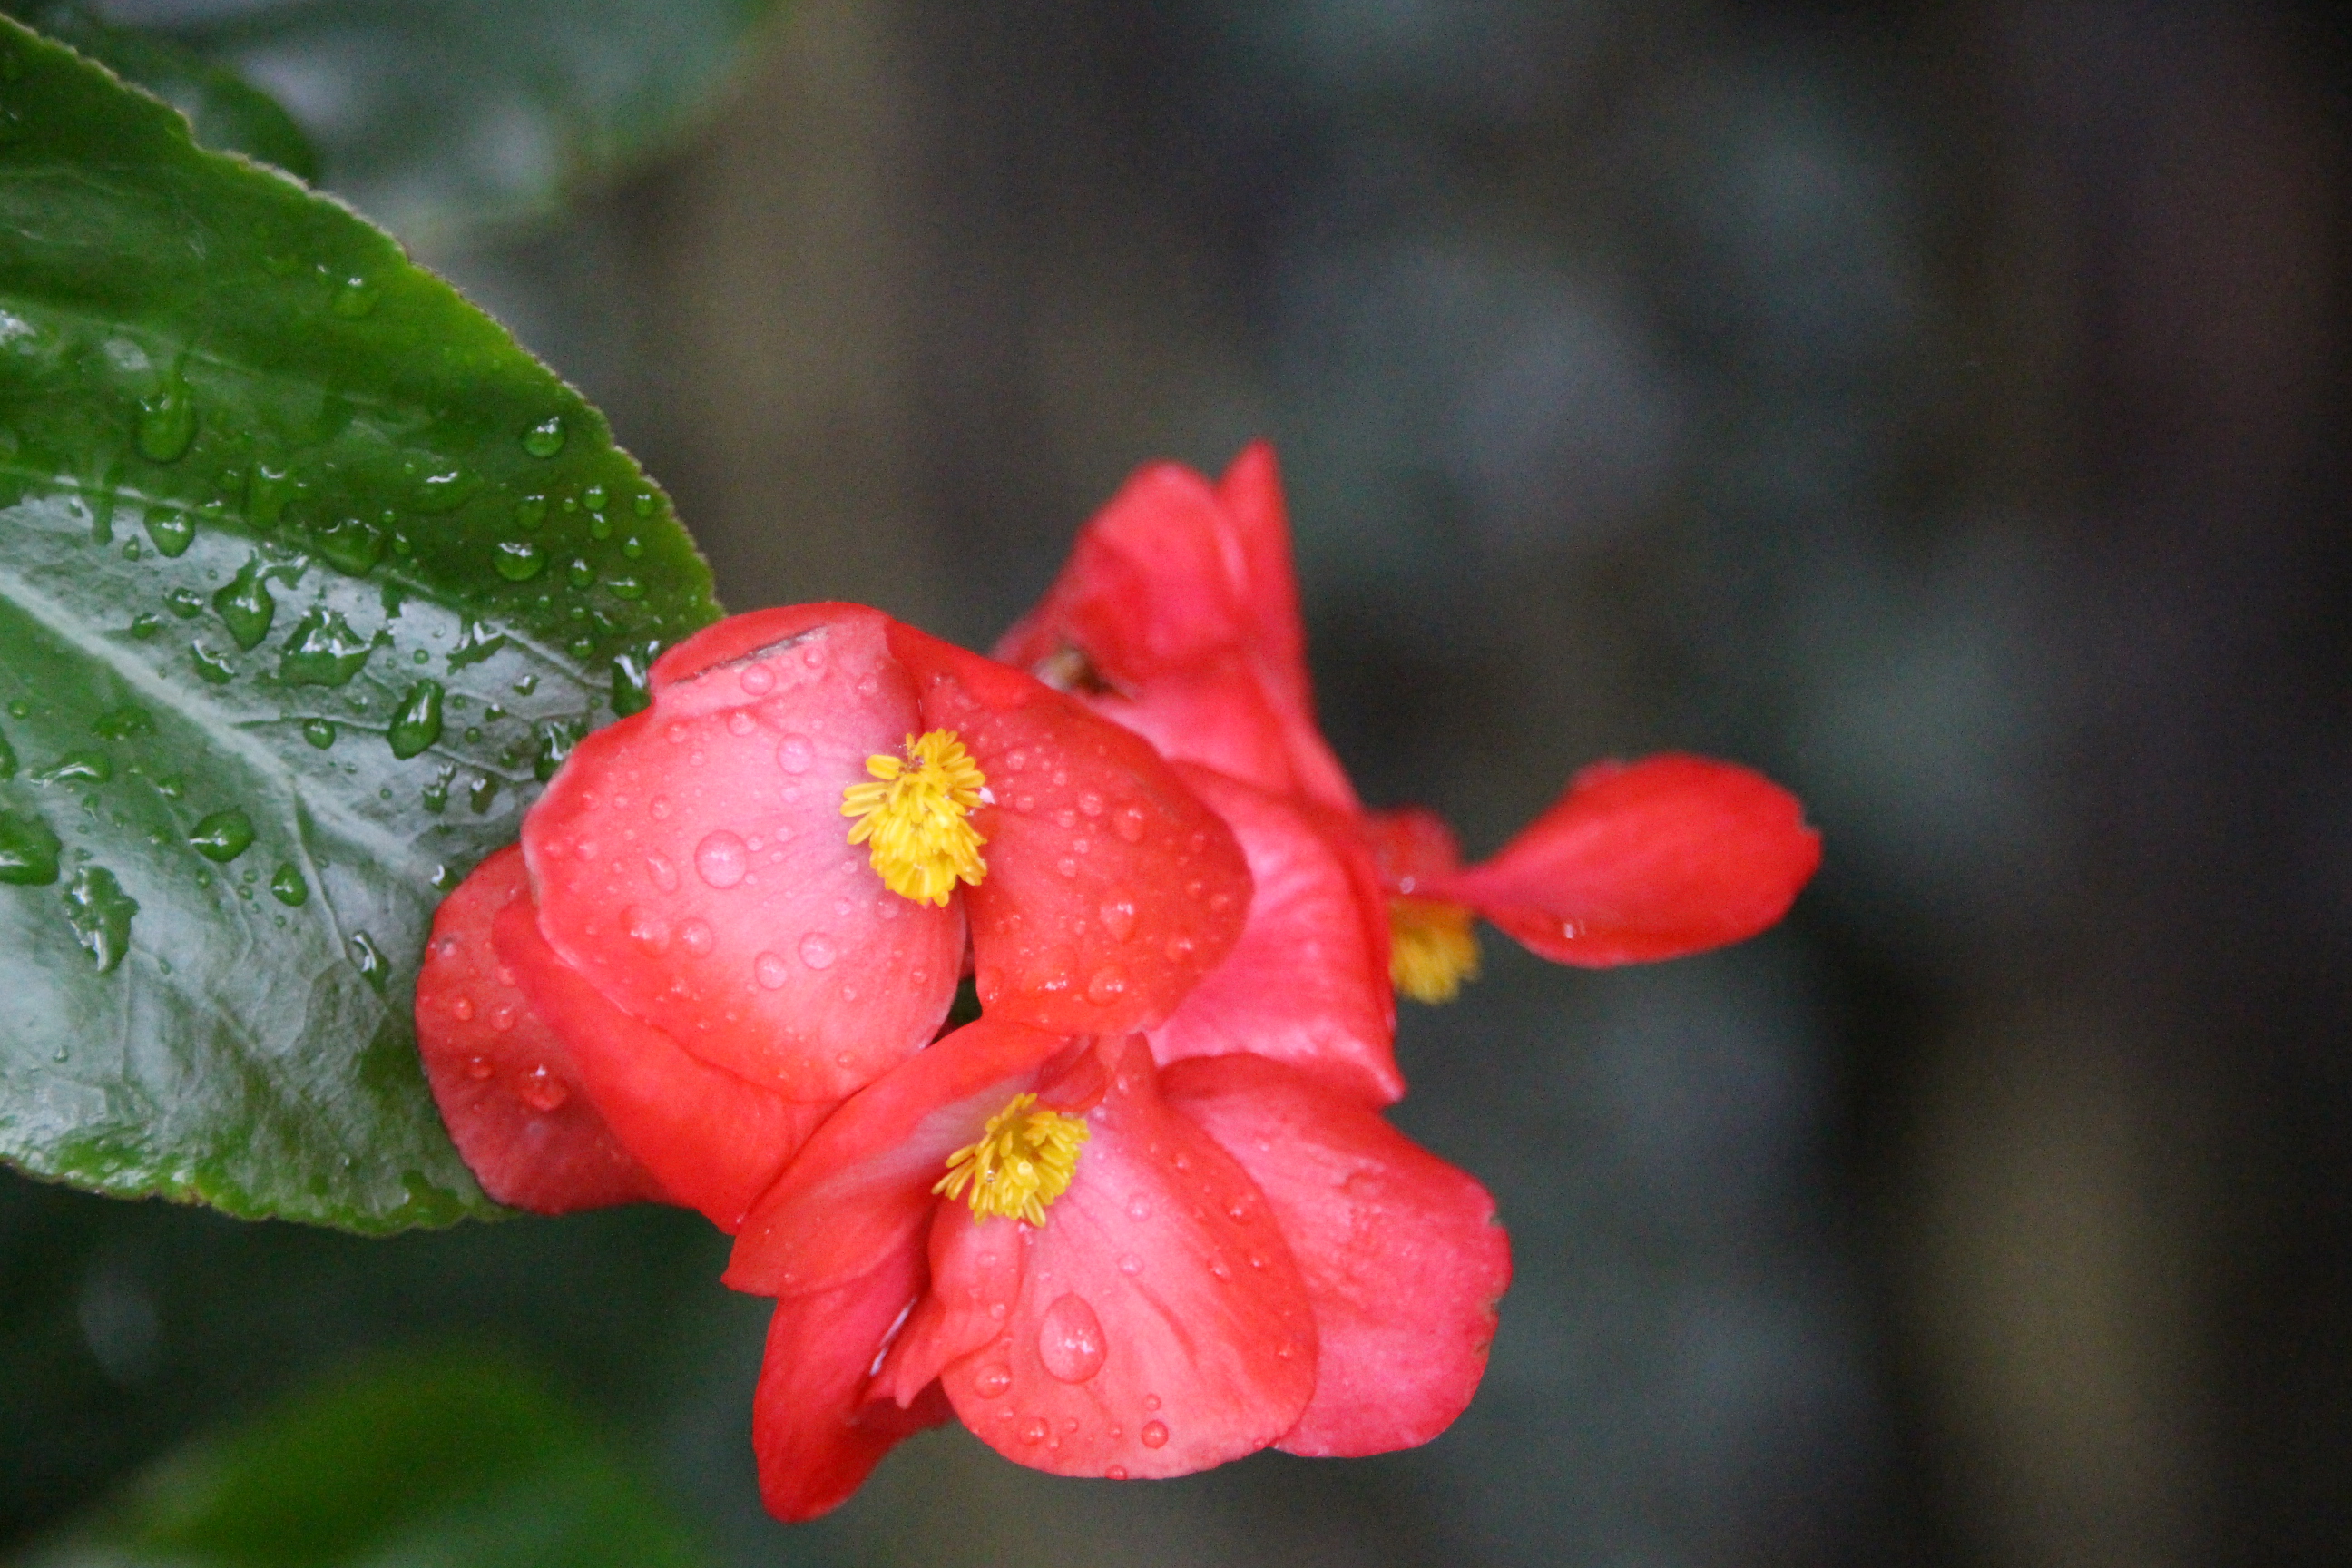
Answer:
1161, 1054, 1511, 1456
994, 454, 1358, 811
491, 897, 826, 1232
1150, 768, 1401, 1104
751, 1245, 949, 1523
886, 625, 1253, 1035
725, 1016, 1069, 1297
413, 848, 665, 1214
936, 1037, 1318, 1479
1426, 754, 1822, 965
870, 1203, 1026, 1408
1359, 806, 1464, 894
525, 605, 963, 1100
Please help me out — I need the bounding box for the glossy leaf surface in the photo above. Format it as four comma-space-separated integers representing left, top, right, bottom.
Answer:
0, 19, 720, 1229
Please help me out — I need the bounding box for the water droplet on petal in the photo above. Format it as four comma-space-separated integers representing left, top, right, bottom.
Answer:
1127, 1197, 1152, 1222
695, 830, 749, 888
679, 917, 714, 956
739, 662, 775, 696
449, 995, 475, 1022
1141, 1420, 1169, 1449
776, 733, 814, 774
799, 931, 837, 970
1020, 1417, 1049, 1445
1107, 1465, 1129, 1481
1117, 1253, 1143, 1277
973, 1364, 1013, 1398
516, 1064, 569, 1110
754, 951, 789, 989
489, 1004, 517, 1033
1098, 895, 1138, 941
1037, 1293, 1107, 1384
727, 710, 756, 737
1085, 965, 1128, 1004
463, 1055, 494, 1081
645, 854, 680, 891
625, 906, 670, 954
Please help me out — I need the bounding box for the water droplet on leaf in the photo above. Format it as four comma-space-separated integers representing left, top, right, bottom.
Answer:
188, 808, 254, 862
386, 680, 445, 758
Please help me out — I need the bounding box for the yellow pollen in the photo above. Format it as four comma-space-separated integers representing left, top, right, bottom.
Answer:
935, 1093, 1090, 1226
841, 729, 988, 906
1388, 897, 1480, 1004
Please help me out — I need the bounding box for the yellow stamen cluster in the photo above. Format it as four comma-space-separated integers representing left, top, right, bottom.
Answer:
1388, 897, 1481, 1004
935, 1093, 1090, 1226
841, 729, 988, 906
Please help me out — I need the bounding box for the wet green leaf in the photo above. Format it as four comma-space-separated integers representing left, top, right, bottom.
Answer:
0, 18, 721, 1230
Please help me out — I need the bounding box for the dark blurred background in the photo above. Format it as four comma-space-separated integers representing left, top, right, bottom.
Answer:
9, 2, 2352, 1563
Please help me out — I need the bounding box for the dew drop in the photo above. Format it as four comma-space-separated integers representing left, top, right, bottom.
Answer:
522, 415, 566, 457
386, 679, 444, 758
188, 808, 255, 863
1037, 1293, 1108, 1384
1126, 1197, 1152, 1222
1141, 1420, 1169, 1449
645, 854, 680, 891
624, 906, 670, 955
739, 662, 776, 696
799, 931, 837, 971
1113, 805, 1148, 844
348, 931, 388, 994
516, 1064, 569, 1110
726, 710, 755, 737
301, 718, 337, 749
754, 951, 789, 989
1056, 858, 1079, 878
211, 556, 275, 650
1107, 1465, 1129, 1481
493, 540, 546, 581
489, 1004, 517, 1033
136, 380, 196, 462
679, 917, 715, 956
649, 796, 671, 820
0, 811, 63, 886
973, 1364, 1014, 1398
1117, 1252, 1143, 1277
776, 733, 814, 774
1084, 965, 1128, 1004
144, 509, 195, 557
695, 829, 749, 888
1098, 895, 1138, 941
1020, 1417, 1049, 1445
463, 1055, 494, 1081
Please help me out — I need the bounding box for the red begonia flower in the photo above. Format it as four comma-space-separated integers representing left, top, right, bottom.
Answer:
996, 444, 1822, 1004
724, 1023, 1506, 1519
523, 603, 1251, 1105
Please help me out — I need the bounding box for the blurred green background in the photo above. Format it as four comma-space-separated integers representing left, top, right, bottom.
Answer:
8, 1, 2352, 1563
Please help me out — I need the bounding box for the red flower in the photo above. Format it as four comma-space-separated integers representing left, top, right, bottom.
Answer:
724, 1020, 1509, 1520
416, 602, 1254, 1227
996, 443, 1822, 1004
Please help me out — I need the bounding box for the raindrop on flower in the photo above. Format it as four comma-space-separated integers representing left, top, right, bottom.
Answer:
695, 830, 749, 888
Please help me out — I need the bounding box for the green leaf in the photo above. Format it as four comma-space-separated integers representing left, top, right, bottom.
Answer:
0, 2, 319, 180
15, 1352, 712, 1568
106, 0, 785, 247
0, 17, 722, 1230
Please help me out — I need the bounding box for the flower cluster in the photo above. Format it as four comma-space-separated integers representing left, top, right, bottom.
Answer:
414, 444, 1820, 1520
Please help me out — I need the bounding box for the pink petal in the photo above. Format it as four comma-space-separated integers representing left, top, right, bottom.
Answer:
413, 848, 665, 1214
491, 897, 826, 1233
525, 604, 963, 1100
886, 625, 1254, 1035
937, 1037, 1318, 1479
751, 1244, 949, 1523
1359, 806, 1464, 895
870, 1203, 1027, 1408
1162, 1054, 1511, 1456
1426, 754, 1822, 965
1150, 767, 1402, 1104
725, 1016, 1070, 1297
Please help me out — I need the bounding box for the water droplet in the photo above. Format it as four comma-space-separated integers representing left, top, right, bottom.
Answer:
1127, 1197, 1152, 1222
1056, 858, 1079, 877
726, 710, 755, 737
279, 609, 372, 686
136, 380, 196, 462
35, 749, 110, 784
144, 509, 194, 557
314, 516, 384, 575
1117, 1253, 1143, 1277
91, 706, 152, 740
493, 540, 546, 581
1037, 1293, 1108, 1384
679, 917, 714, 956
973, 1364, 1014, 1398
329, 277, 378, 318
645, 854, 680, 891
348, 931, 388, 993
463, 1054, 494, 1081
1097, 895, 1138, 941
211, 556, 275, 649
695, 830, 749, 888
566, 557, 595, 590
188, 808, 254, 862
625, 906, 670, 954
386, 680, 444, 758
299, 717, 337, 749
798, 932, 837, 970
516, 1064, 569, 1110
1107, 1465, 1129, 1481
448, 995, 476, 1022
61, 866, 137, 971
739, 662, 776, 696
1141, 1420, 1169, 1449
0, 809, 62, 885
1078, 791, 1104, 817
1020, 1416, 1049, 1445
164, 587, 202, 619
770, 733, 818, 777
753, 951, 789, 989
1084, 965, 1128, 1004
269, 862, 308, 905
1113, 804, 1148, 843
522, 415, 566, 457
